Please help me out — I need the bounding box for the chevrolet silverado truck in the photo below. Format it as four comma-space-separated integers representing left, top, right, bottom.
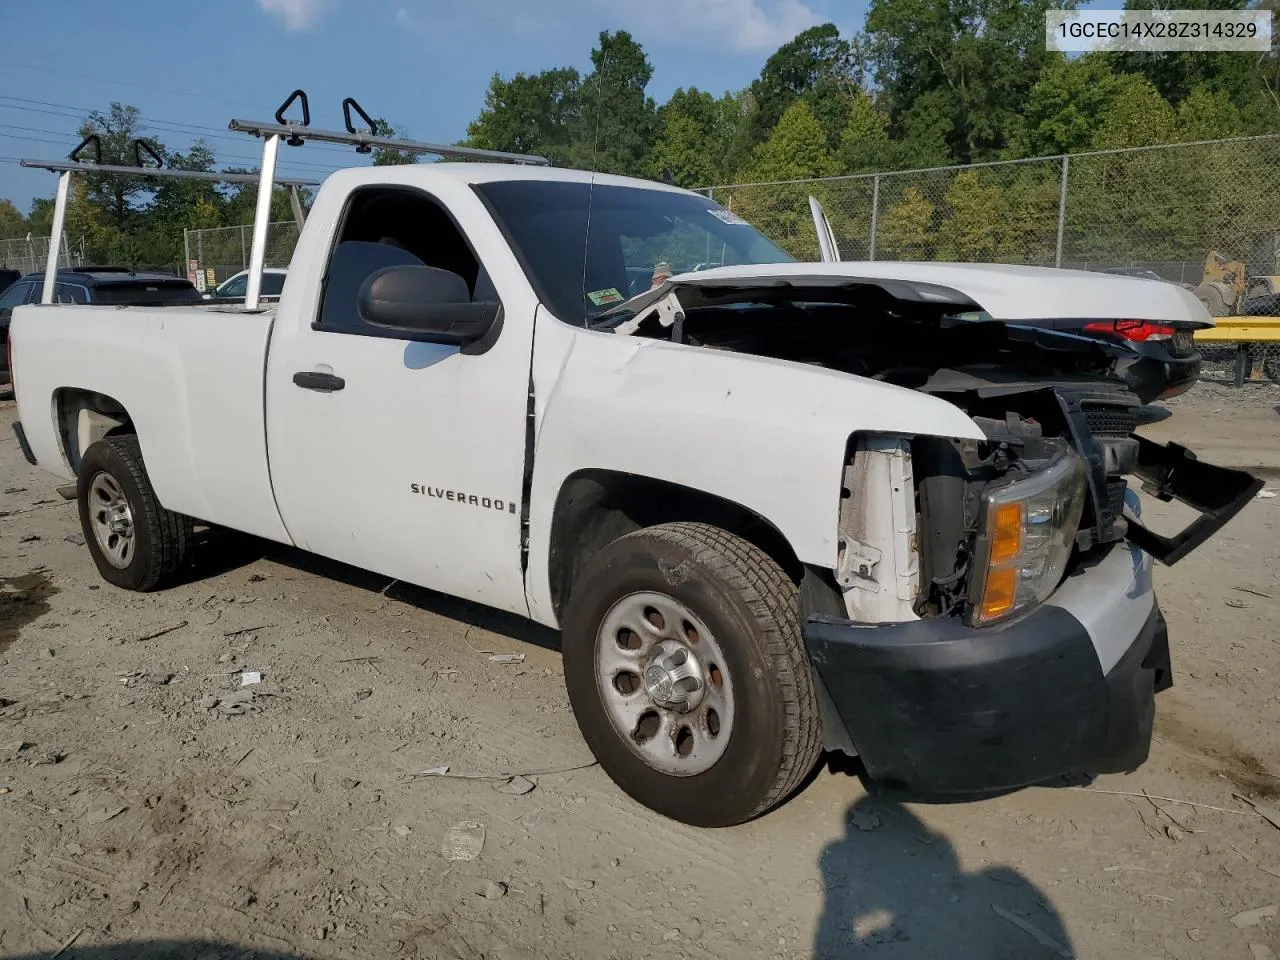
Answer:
8, 162, 1262, 828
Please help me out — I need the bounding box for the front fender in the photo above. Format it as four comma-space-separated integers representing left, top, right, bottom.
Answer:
523, 314, 983, 625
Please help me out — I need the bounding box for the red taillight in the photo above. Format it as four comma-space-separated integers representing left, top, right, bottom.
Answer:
1082, 319, 1175, 342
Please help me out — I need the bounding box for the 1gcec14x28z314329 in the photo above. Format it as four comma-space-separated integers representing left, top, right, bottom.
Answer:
7, 99, 1263, 827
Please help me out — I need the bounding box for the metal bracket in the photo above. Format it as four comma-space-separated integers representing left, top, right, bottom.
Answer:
835, 537, 882, 590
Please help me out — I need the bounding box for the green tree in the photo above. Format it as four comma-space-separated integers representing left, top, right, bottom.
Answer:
0, 199, 26, 239
936, 170, 1006, 260
1009, 54, 1122, 157
743, 100, 839, 182
1092, 74, 1177, 149
867, 0, 1071, 163
78, 103, 157, 231
1176, 85, 1245, 141
571, 31, 657, 176
145, 141, 223, 263
877, 185, 935, 259
740, 24, 863, 152
838, 90, 893, 172
733, 101, 840, 257
371, 118, 418, 165
466, 67, 581, 165
649, 87, 742, 186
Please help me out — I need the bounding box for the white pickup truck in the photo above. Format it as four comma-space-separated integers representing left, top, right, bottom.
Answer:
8, 154, 1261, 827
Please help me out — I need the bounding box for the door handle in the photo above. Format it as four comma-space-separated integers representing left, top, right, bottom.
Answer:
293, 371, 345, 392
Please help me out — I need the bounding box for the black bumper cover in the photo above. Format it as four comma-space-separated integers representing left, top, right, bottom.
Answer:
804, 603, 1170, 794
12, 421, 36, 466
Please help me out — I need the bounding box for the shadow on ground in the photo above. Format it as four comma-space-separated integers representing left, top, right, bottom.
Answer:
1, 943, 318, 960
814, 795, 1074, 959
187, 527, 560, 653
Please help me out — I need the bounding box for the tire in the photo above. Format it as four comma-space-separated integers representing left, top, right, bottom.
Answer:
76, 434, 192, 591
561, 521, 822, 827
1194, 283, 1228, 317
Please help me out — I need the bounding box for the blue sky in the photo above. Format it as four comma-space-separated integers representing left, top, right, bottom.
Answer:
0, 0, 864, 218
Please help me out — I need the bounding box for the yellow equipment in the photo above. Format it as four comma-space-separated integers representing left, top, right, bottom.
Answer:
1192, 250, 1280, 316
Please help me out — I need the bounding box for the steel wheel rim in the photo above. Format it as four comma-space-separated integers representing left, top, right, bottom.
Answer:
595, 591, 736, 777
88, 471, 135, 569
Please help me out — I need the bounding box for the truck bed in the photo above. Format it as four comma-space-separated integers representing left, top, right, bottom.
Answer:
9, 303, 292, 544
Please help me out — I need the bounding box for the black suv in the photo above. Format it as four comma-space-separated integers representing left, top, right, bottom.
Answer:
1, 267, 201, 380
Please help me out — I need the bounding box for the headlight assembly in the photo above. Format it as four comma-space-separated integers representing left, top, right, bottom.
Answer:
971, 451, 1087, 625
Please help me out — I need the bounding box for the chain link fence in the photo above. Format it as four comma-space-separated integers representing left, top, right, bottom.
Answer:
182, 222, 301, 293
0, 235, 86, 275
703, 133, 1280, 386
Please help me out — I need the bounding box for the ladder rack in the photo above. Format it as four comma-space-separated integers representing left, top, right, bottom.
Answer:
20, 90, 548, 309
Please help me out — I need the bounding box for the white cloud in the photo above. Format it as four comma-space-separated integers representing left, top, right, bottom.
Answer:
624, 0, 828, 54
258, 0, 332, 31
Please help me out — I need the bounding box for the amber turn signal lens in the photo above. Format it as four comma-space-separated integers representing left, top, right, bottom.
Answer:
979, 567, 1018, 623
987, 502, 1023, 566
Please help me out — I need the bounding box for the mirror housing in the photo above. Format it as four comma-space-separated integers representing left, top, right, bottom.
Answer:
358, 265, 500, 345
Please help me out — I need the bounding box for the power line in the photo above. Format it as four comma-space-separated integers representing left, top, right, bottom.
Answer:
0, 61, 262, 112
0, 96, 358, 158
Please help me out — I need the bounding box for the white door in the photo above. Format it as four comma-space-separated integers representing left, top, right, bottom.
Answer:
263, 182, 537, 616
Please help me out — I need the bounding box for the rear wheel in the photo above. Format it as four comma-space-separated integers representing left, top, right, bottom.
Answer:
561, 522, 822, 827
77, 434, 192, 591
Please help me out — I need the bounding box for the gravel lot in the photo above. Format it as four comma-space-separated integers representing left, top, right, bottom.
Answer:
1, 383, 1278, 960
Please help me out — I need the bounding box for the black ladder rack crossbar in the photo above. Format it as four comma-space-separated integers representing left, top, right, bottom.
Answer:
227, 119, 551, 166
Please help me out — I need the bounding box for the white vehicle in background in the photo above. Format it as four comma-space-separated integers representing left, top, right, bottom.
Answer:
5, 94, 1262, 828
205, 266, 288, 302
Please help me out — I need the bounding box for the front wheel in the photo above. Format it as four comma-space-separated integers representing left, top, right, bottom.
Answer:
77, 434, 192, 591
561, 522, 822, 827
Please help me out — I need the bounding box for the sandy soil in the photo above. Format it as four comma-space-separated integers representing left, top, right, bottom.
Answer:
0, 382, 1278, 960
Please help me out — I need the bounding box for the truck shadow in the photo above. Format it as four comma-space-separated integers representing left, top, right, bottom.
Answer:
187, 527, 561, 653
815, 795, 1075, 959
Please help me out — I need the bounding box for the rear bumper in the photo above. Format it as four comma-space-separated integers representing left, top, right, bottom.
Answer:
804, 543, 1171, 795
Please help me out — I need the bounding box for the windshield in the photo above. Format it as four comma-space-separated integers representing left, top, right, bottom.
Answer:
473, 180, 794, 325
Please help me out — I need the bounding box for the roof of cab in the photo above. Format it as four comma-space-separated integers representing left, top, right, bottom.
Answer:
327, 162, 695, 195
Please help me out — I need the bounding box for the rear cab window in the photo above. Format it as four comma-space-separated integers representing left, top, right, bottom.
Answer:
91, 281, 203, 306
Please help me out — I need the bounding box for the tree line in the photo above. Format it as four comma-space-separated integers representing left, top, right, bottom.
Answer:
3, 0, 1279, 271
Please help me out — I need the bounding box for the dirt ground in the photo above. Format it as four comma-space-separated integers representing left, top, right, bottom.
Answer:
0, 382, 1278, 960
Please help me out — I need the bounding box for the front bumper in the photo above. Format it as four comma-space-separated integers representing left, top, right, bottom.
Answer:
804, 541, 1171, 795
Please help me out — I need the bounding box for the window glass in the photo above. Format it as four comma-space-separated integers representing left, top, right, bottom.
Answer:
262, 273, 286, 296
474, 180, 793, 326
316, 188, 488, 336
92, 281, 202, 305
0, 281, 32, 313
219, 275, 248, 298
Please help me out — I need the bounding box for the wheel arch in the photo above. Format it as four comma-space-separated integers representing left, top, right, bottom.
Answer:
546, 468, 805, 623
52, 387, 135, 477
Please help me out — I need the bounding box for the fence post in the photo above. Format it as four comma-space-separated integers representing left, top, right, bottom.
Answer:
240, 226, 248, 269
1055, 155, 1069, 268
183, 230, 190, 280
869, 174, 881, 261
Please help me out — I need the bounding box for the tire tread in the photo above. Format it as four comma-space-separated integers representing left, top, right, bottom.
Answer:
93, 434, 192, 591
629, 521, 823, 819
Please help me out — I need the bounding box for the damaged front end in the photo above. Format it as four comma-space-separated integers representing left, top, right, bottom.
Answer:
601, 277, 1262, 794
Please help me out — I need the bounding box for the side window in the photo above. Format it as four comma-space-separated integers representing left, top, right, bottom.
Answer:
220, 275, 248, 299
315, 187, 491, 336
54, 283, 87, 304
0, 281, 32, 312
263, 273, 286, 296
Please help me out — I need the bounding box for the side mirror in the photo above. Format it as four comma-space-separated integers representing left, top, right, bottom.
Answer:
358, 265, 500, 345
